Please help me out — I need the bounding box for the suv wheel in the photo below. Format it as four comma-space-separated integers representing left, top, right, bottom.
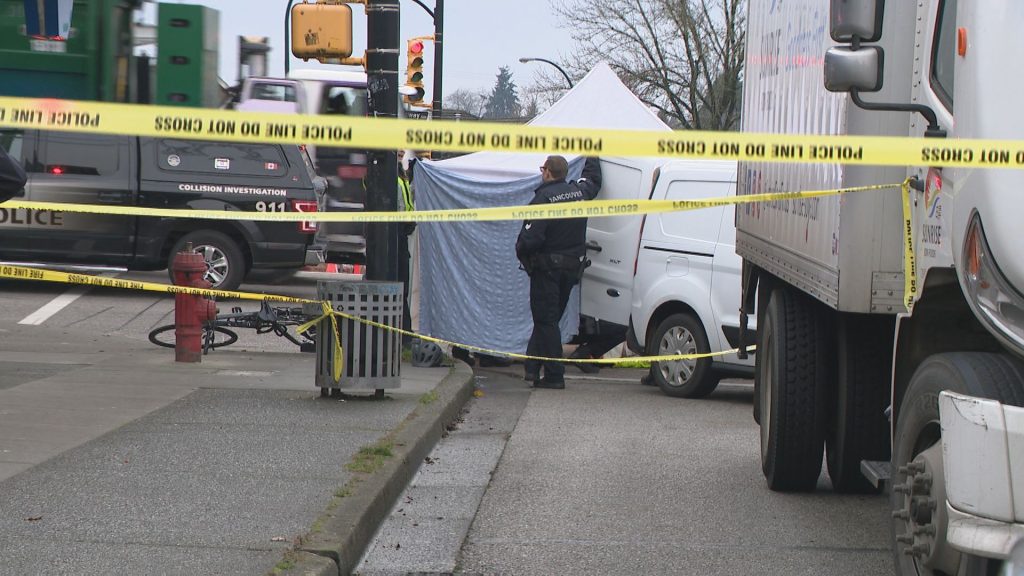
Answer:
168, 231, 246, 292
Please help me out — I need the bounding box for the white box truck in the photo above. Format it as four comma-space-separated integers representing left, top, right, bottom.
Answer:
737, 1, 1024, 573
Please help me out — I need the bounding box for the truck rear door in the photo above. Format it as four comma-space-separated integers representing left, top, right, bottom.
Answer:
17, 131, 135, 265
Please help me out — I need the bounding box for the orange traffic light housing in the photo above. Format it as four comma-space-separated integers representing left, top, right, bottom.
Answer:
291, 3, 353, 61
405, 39, 426, 105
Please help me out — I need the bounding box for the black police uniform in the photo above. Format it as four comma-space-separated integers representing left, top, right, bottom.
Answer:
0, 147, 27, 203
516, 157, 602, 384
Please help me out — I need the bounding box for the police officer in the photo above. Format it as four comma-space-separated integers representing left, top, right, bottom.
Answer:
516, 155, 602, 389
0, 146, 26, 203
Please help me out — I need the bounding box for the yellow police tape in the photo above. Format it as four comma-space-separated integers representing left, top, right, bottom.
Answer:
2, 96, 1024, 169
0, 179, 925, 364
5, 182, 898, 224
0, 263, 748, 368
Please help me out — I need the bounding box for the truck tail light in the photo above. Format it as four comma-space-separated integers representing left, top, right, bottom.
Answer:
293, 200, 318, 233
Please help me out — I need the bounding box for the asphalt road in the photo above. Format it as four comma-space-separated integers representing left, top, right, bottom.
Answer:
358, 365, 893, 575
1, 268, 895, 574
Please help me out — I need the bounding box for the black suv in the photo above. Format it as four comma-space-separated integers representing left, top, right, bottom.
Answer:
0, 130, 325, 291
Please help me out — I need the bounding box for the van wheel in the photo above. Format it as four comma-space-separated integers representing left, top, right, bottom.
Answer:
168, 231, 245, 292
759, 287, 827, 492
891, 353, 1024, 576
648, 313, 717, 398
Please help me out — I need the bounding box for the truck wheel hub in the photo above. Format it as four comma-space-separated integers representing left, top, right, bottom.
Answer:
894, 442, 959, 574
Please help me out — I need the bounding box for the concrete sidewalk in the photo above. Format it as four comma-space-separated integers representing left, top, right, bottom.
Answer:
0, 322, 474, 576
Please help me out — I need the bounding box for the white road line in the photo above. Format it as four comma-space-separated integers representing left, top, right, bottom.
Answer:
18, 273, 119, 326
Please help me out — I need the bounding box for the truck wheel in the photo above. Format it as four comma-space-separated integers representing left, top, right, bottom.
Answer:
169, 231, 246, 292
892, 353, 1024, 576
826, 315, 893, 494
758, 287, 827, 492
648, 312, 717, 398
752, 274, 774, 425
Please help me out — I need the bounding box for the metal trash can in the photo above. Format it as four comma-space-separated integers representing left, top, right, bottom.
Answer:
313, 280, 403, 391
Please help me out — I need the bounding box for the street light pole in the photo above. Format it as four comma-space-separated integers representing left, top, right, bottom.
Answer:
519, 57, 573, 89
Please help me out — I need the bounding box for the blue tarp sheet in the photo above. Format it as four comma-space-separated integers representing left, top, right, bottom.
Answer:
413, 158, 585, 354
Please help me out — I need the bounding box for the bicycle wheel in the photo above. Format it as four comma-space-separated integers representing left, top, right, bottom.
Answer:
148, 324, 238, 350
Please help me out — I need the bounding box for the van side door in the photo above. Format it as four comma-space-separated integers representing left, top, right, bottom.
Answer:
580, 159, 650, 327
26, 132, 135, 265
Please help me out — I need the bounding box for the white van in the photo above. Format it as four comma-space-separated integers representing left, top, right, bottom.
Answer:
581, 158, 754, 397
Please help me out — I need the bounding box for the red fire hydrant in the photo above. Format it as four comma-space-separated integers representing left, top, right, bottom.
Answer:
172, 242, 217, 363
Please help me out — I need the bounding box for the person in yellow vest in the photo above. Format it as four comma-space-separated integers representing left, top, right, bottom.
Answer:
398, 154, 416, 348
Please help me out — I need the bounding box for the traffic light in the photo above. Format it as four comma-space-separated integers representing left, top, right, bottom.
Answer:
404, 39, 426, 106
291, 3, 353, 61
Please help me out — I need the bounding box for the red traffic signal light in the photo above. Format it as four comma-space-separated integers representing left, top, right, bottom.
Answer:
405, 38, 427, 105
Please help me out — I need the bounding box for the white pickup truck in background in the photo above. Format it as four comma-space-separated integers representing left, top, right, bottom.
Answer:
236, 69, 369, 266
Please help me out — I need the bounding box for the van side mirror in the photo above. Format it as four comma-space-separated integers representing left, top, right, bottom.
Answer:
824, 46, 884, 92
830, 0, 885, 42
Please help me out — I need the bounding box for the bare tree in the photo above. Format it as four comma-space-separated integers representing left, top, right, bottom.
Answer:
550, 0, 745, 130
443, 88, 488, 118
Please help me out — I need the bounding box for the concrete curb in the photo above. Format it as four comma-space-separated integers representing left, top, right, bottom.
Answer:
277, 361, 476, 576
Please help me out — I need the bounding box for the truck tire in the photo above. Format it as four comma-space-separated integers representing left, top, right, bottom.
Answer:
648, 312, 717, 398
169, 231, 246, 292
753, 276, 774, 426
826, 314, 893, 494
891, 352, 1024, 576
758, 287, 827, 492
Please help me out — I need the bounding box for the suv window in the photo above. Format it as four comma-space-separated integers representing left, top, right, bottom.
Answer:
40, 132, 122, 176
0, 129, 24, 159
251, 83, 298, 102
156, 140, 288, 178
930, 0, 956, 110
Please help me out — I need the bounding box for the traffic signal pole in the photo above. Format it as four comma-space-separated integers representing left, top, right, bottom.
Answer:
365, 0, 401, 281
432, 0, 443, 115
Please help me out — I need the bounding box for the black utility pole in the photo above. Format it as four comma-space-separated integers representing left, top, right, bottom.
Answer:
365, 0, 401, 281
432, 0, 443, 116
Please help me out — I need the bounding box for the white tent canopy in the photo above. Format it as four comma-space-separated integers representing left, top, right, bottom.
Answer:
413, 62, 671, 354
433, 62, 671, 180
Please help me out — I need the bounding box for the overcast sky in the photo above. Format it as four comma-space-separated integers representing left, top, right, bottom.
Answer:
151, 0, 578, 97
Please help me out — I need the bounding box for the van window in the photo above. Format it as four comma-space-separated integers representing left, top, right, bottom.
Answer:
40, 132, 122, 176
660, 180, 729, 245
930, 0, 956, 110
321, 85, 367, 117
156, 140, 288, 178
